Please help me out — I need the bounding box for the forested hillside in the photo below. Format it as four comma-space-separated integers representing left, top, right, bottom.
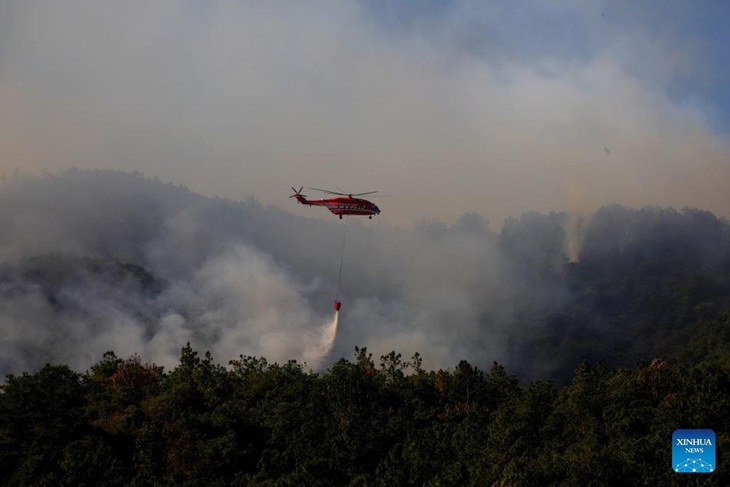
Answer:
1, 344, 728, 486
501, 205, 730, 381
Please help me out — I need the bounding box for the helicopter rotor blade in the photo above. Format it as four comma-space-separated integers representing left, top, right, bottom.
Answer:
310, 187, 346, 196
310, 187, 380, 197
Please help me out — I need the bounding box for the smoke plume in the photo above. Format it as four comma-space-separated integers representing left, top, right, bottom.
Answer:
0, 170, 516, 377
1, 170, 729, 383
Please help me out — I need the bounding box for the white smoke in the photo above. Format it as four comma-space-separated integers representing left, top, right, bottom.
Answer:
0, 170, 565, 379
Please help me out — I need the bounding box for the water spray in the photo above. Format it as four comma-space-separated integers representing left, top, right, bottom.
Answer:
304, 311, 339, 370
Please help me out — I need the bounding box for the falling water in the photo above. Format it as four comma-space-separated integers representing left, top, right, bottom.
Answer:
303, 310, 339, 370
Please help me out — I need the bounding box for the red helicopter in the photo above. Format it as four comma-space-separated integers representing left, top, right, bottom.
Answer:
290, 187, 381, 219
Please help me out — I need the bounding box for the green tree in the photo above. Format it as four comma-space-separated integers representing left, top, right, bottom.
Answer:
0, 364, 87, 486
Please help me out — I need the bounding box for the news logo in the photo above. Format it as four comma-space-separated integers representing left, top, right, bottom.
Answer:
673, 429, 715, 473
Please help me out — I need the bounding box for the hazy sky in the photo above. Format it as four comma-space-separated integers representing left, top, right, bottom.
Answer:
2, 0, 729, 227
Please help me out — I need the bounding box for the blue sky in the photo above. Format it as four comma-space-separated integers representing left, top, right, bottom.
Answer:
2, 0, 729, 227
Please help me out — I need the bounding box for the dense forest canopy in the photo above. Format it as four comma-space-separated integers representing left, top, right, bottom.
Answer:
1, 344, 727, 486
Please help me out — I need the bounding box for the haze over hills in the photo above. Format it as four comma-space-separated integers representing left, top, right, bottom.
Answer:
1, 169, 729, 383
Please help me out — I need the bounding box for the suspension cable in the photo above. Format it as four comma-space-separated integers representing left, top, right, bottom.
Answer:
336, 215, 349, 301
